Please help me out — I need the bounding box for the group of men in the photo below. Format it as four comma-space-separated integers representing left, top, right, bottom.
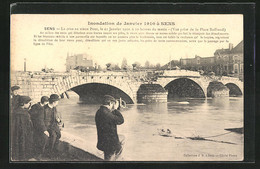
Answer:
10, 85, 63, 161
10, 85, 125, 161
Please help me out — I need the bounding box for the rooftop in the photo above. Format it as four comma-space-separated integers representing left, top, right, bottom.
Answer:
214, 40, 243, 55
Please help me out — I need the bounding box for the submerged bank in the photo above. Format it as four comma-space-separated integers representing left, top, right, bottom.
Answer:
32, 131, 103, 161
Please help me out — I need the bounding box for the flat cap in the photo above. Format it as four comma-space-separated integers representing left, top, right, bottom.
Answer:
11, 85, 20, 91
49, 94, 60, 102
19, 96, 31, 104
103, 95, 116, 104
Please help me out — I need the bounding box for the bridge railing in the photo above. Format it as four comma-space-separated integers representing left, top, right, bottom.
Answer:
160, 70, 201, 77
200, 75, 221, 82
200, 75, 242, 82
220, 76, 243, 82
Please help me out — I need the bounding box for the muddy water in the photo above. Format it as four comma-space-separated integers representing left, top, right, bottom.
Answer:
58, 94, 243, 161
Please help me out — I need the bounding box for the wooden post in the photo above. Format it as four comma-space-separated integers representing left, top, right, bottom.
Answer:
65, 91, 70, 99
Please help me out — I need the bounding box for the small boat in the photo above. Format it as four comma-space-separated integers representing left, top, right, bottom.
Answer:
158, 128, 173, 137
224, 127, 243, 134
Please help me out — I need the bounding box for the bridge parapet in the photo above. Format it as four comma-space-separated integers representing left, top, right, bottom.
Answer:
161, 70, 201, 77
219, 76, 243, 82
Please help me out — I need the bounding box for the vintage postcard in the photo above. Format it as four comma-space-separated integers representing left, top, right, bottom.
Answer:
10, 14, 244, 161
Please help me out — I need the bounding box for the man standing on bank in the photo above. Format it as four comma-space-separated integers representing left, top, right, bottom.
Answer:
10, 86, 22, 158
11, 96, 34, 161
41, 94, 62, 157
95, 95, 124, 160
10, 85, 21, 113
29, 96, 49, 158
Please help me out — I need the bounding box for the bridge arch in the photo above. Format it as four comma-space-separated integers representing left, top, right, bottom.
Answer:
70, 83, 134, 104
164, 78, 206, 99
224, 83, 243, 96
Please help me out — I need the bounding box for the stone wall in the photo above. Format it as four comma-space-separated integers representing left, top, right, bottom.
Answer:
137, 84, 168, 103
211, 89, 229, 98
11, 71, 58, 102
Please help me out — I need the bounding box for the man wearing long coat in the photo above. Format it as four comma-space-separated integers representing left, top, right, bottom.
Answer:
39, 94, 62, 157
11, 96, 34, 161
95, 95, 124, 160
29, 96, 49, 157
10, 86, 21, 114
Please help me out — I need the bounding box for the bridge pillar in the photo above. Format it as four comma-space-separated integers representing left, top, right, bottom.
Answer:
137, 84, 168, 103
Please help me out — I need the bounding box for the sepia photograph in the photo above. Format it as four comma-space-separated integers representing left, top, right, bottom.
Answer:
10, 14, 244, 162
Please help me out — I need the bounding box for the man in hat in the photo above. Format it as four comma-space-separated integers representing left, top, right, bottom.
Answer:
11, 95, 34, 161
95, 95, 124, 160
10, 85, 21, 113
41, 94, 62, 157
29, 96, 49, 157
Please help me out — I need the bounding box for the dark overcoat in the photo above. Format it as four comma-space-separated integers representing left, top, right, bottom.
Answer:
43, 105, 61, 139
11, 95, 20, 113
11, 107, 34, 161
95, 106, 124, 152
29, 103, 45, 132
28, 103, 46, 150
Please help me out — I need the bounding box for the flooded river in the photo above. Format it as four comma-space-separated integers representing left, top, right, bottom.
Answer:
58, 93, 243, 161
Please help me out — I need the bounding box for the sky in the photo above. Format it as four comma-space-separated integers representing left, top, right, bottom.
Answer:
11, 14, 243, 72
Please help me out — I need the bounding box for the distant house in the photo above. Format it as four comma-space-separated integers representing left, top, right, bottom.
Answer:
180, 55, 215, 72
178, 40, 243, 79
214, 41, 243, 79
66, 53, 95, 72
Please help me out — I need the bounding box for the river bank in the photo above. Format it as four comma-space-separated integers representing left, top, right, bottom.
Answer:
29, 131, 103, 161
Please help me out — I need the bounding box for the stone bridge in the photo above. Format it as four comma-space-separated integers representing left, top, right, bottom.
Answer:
11, 71, 143, 104
156, 70, 243, 98
11, 70, 243, 104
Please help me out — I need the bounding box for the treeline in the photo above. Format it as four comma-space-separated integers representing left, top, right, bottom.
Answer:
105, 57, 162, 71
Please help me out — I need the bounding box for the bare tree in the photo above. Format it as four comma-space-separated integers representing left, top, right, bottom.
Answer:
121, 57, 128, 70
156, 63, 161, 70
133, 62, 141, 68
144, 60, 150, 69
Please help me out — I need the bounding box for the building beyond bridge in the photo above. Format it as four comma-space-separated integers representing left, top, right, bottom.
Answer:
163, 41, 243, 80
11, 70, 243, 104
66, 53, 95, 72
